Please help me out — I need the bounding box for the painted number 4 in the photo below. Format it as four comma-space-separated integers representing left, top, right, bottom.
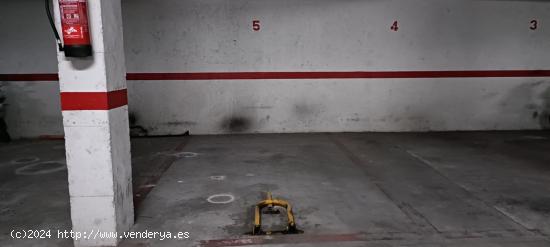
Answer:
390, 21, 399, 31
252, 20, 260, 31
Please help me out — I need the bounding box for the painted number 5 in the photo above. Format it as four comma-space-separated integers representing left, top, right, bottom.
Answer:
530, 20, 538, 30
390, 21, 399, 31
252, 20, 260, 31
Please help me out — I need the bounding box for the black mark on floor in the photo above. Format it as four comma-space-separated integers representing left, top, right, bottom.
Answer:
500, 197, 550, 214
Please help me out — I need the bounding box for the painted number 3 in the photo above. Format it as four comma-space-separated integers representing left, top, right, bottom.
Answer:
390, 21, 399, 31
530, 20, 538, 30
252, 20, 260, 31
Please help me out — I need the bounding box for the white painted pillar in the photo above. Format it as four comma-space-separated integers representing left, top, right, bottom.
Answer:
53, 1, 133, 246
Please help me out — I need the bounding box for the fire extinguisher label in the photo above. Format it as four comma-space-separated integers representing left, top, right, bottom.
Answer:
60, 0, 90, 46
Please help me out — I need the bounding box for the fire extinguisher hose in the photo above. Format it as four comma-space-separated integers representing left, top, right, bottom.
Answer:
45, 0, 64, 51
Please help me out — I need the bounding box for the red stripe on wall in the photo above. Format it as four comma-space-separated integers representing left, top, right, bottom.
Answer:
127, 70, 550, 80
2, 70, 550, 82
60, 89, 128, 111
0, 74, 59, 81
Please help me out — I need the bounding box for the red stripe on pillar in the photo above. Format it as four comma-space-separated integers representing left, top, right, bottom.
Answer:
60, 89, 128, 111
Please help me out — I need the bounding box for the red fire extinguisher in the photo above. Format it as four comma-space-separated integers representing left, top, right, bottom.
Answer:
46, 0, 92, 57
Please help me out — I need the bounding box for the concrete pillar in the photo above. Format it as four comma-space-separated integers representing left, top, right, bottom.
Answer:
53, 0, 133, 246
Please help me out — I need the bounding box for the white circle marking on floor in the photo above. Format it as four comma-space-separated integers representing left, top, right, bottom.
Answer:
11, 157, 40, 165
209, 175, 226, 181
174, 152, 199, 158
15, 161, 66, 175
206, 194, 235, 204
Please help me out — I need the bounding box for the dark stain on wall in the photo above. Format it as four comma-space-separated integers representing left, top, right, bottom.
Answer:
501, 81, 550, 130
0, 83, 11, 142
129, 112, 137, 125
0, 118, 10, 142
165, 121, 197, 126
129, 112, 148, 136
293, 102, 323, 127
540, 87, 550, 129
268, 153, 286, 163
294, 103, 318, 117
220, 115, 252, 132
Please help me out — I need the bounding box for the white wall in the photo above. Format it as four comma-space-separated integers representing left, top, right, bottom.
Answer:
1, 0, 550, 138
0, 0, 61, 138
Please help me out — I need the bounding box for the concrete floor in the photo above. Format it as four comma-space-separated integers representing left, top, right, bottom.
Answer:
1, 131, 550, 246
